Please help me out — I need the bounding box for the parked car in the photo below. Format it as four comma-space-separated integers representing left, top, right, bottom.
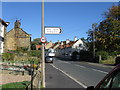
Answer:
86, 64, 120, 90
45, 56, 54, 63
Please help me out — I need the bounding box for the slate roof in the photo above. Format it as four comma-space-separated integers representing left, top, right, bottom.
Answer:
0, 18, 9, 26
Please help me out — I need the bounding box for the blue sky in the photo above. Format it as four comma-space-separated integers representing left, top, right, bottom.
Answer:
2, 2, 118, 42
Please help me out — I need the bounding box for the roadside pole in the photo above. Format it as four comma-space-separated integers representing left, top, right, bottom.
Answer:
41, 0, 62, 87
92, 23, 97, 59
41, 0, 45, 88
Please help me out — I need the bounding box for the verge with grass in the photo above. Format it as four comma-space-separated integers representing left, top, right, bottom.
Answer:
1, 81, 31, 89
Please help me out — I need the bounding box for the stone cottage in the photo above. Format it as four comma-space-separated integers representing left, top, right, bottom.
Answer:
5, 20, 31, 51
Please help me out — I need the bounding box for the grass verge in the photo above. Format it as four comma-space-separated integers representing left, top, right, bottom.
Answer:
100, 56, 115, 64
0, 81, 31, 89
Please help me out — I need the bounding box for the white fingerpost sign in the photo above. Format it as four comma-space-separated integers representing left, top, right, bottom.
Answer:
44, 27, 62, 34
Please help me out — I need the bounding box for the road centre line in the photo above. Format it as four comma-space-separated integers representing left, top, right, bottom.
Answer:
50, 64, 87, 88
62, 61, 70, 64
92, 69, 108, 74
74, 64, 86, 68
57, 60, 70, 64
74, 64, 108, 74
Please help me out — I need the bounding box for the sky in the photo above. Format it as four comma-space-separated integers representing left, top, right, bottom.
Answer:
1, 1, 118, 43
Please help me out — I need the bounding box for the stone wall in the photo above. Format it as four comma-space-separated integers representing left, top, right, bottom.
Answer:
6, 29, 16, 50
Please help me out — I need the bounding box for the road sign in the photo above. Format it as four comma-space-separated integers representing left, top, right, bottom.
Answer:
44, 27, 62, 34
40, 36, 46, 43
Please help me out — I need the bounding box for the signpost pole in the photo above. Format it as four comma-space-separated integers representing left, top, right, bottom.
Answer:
41, 0, 45, 87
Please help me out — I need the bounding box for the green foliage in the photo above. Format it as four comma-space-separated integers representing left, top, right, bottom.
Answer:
104, 6, 120, 20
1, 81, 30, 89
96, 51, 109, 60
27, 50, 42, 58
16, 47, 28, 53
2, 53, 15, 61
33, 59, 39, 64
31, 38, 42, 50
109, 51, 120, 57
27, 58, 39, 64
99, 56, 115, 64
87, 5, 120, 54
95, 18, 120, 52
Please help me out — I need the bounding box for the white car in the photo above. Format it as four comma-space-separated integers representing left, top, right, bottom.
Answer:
45, 56, 54, 63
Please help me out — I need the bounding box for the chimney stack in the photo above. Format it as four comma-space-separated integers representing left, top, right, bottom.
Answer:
61, 41, 64, 45
58, 40, 60, 44
66, 39, 70, 44
74, 36, 77, 41
14, 20, 21, 28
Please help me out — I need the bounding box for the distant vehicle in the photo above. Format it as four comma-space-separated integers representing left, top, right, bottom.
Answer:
45, 48, 55, 63
46, 48, 55, 57
86, 64, 120, 90
45, 56, 54, 63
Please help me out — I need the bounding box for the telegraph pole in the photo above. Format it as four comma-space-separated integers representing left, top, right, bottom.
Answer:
41, 0, 45, 87
92, 23, 97, 59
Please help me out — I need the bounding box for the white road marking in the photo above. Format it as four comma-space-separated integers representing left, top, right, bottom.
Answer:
50, 64, 87, 88
88, 63, 114, 68
63, 61, 70, 64
75, 64, 86, 68
92, 69, 108, 74
74, 64, 108, 74
57, 60, 70, 64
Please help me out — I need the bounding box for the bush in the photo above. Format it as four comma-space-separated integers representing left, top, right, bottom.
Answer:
109, 51, 120, 57
96, 51, 109, 60
14, 47, 29, 53
27, 50, 42, 58
2, 53, 15, 61
27, 58, 39, 64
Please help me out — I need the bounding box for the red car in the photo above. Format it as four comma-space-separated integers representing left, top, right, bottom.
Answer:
87, 64, 120, 90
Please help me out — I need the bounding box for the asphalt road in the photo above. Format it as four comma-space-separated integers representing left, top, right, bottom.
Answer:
45, 63, 83, 88
45, 58, 114, 88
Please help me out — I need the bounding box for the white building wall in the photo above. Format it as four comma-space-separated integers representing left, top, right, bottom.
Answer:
0, 23, 5, 54
73, 39, 83, 48
55, 39, 88, 59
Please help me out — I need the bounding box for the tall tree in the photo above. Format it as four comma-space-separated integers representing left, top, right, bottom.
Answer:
104, 5, 120, 20
96, 18, 120, 52
87, 5, 120, 53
